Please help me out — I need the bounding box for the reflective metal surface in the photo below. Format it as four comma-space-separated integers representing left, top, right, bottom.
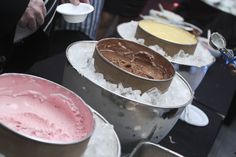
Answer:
63, 62, 193, 153
210, 32, 236, 66
173, 64, 208, 91
209, 32, 226, 50
129, 141, 183, 157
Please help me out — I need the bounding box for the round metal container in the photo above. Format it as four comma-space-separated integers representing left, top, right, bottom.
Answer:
135, 20, 197, 57
63, 41, 193, 153
0, 73, 95, 157
93, 38, 175, 93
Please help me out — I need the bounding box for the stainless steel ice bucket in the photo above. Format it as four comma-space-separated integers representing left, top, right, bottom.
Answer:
63, 59, 193, 152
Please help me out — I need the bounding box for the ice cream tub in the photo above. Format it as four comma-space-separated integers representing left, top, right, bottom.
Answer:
93, 38, 175, 93
135, 20, 197, 57
63, 41, 193, 153
0, 73, 95, 157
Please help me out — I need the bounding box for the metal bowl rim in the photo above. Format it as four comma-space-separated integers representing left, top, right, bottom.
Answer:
129, 141, 184, 157
170, 56, 216, 68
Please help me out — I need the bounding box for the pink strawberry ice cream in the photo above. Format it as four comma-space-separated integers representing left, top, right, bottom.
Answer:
0, 74, 94, 143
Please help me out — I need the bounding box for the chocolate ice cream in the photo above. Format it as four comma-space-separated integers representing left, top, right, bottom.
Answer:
97, 39, 172, 80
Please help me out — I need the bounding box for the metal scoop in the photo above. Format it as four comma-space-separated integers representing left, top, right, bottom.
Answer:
209, 32, 236, 66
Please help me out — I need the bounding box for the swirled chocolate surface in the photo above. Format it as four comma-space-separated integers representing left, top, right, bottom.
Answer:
97, 39, 173, 80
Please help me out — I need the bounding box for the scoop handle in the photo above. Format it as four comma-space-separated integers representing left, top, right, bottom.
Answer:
219, 48, 236, 67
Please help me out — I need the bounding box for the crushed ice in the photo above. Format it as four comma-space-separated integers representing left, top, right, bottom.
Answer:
68, 42, 192, 108
82, 112, 119, 157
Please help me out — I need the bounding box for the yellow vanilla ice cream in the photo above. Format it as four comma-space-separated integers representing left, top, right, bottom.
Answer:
138, 20, 197, 45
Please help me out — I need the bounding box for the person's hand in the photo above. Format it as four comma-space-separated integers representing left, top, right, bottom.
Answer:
61, 0, 90, 5
228, 63, 236, 76
18, 0, 46, 31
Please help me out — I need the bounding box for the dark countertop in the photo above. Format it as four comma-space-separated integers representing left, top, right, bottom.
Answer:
195, 58, 236, 118
28, 53, 66, 84
160, 101, 223, 157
